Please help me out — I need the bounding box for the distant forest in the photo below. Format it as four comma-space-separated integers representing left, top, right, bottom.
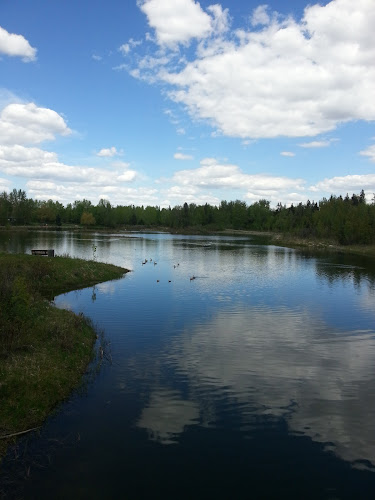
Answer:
1, 188, 374, 245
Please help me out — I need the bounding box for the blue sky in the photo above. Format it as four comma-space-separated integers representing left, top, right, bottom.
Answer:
1, 0, 374, 207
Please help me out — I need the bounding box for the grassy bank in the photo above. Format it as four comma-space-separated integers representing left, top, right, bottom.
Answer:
0, 253, 127, 461
267, 233, 375, 258
217, 229, 375, 258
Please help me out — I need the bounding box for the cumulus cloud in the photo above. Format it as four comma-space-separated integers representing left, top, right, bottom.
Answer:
132, 0, 375, 139
0, 144, 57, 165
0, 99, 145, 205
251, 5, 271, 26
0, 144, 137, 182
0, 102, 71, 145
165, 158, 306, 206
172, 158, 304, 190
359, 144, 375, 162
161, 185, 220, 207
311, 173, 375, 195
27, 181, 157, 206
0, 26, 37, 61
138, 0, 212, 47
174, 152, 193, 160
0, 141, 139, 204
117, 170, 137, 182
0, 176, 11, 192
206, 4, 230, 35
280, 151, 295, 157
97, 146, 119, 157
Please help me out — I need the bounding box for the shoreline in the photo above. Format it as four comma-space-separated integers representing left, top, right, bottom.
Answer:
0, 254, 128, 462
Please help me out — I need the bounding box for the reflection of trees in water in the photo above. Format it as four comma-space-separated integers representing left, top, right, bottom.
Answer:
293, 249, 375, 290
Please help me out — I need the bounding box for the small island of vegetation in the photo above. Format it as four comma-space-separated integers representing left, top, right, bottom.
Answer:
0, 253, 127, 461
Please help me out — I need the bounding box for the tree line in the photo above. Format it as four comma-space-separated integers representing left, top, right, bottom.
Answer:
1, 188, 374, 245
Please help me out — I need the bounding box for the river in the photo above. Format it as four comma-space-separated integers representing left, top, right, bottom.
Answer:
1, 230, 375, 498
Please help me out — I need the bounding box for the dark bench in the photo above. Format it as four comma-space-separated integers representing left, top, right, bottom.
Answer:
31, 249, 55, 257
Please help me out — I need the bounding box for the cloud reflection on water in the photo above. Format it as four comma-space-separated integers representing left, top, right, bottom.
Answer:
137, 389, 199, 445
140, 304, 375, 468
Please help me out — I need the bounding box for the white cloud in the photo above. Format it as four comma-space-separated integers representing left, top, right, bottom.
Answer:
359, 144, 375, 162
251, 5, 271, 27
206, 4, 230, 35
92, 54, 102, 61
311, 173, 375, 195
119, 38, 142, 55
161, 184, 220, 207
97, 146, 119, 157
133, 0, 375, 139
0, 144, 136, 183
138, 0, 212, 47
174, 152, 193, 160
166, 158, 305, 206
280, 151, 295, 157
111, 160, 131, 169
27, 181, 157, 206
117, 170, 137, 182
0, 176, 11, 192
200, 157, 218, 166
0, 144, 57, 164
172, 158, 304, 190
299, 140, 331, 148
129, 38, 142, 48
0, 143, 139, 204
113, 63, 128, 71
119, 43, 130, 55
0, 26, 37, 61
0, 99, 144, 206
0, 102, 71, 145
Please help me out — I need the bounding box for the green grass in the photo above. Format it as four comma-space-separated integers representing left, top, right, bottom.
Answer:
0, 253, 127, 461
267, 233, 375, 257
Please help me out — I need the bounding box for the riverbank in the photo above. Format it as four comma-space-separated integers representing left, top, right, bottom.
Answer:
269, 233, 375, 258
218, 229, 375, 258
0, 253, 128, 461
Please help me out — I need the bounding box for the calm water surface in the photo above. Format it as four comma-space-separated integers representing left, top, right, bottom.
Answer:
1, 230, 375, 499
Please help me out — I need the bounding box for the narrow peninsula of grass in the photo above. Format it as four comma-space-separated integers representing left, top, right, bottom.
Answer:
0, 253, 127, 461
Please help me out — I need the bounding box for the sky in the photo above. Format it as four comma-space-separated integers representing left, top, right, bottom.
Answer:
0, 0, 375, 208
